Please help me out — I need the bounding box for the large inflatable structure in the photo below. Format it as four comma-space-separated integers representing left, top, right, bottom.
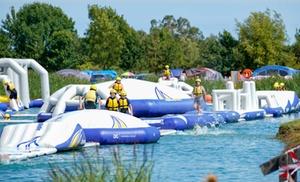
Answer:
38, 79, 195, 120
0, 58, 49, 110
0, 109, 160, 161
212, 81, 299, 120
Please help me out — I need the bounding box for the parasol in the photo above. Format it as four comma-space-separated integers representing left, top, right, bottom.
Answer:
121, 72, 135, 78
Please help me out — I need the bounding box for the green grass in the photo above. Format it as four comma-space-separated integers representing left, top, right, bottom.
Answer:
47, 145, 154, 182
276, 119, 300, 151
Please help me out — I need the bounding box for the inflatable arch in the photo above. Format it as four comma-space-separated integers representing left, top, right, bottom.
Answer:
0, 58, 50, 108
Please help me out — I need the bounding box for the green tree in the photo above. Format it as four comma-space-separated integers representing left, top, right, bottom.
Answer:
1, 3, 78, 71
145, 27, 183, 74
236, 9, 290, 69
44, 30, 82, 70
134, 30, 149, 72
218, 30, 240, 75
177, 36, 200, 69
291, 29, 300, 69
0, 29, 13, 58
145, 27, 163, 74
86, 5, 124, 70
200, 35, 224, 72
118, 26, 143, 72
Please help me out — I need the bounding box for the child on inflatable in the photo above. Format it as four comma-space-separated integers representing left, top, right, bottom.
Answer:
119, 90, 133, 116
108, 77, 124, 95
105, 89, 119, 111
3, 80, 18, 108
79, 85, 101, 110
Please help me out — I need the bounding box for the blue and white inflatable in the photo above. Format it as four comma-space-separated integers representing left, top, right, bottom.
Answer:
0, 121, 85, 161
45, 110, 160, 145
212, 81, 299, 120
38, 79, 195, 120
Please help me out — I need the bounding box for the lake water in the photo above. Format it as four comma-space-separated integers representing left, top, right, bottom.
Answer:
1, 109, 300, 182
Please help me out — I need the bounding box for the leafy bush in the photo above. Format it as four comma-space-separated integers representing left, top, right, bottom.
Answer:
47, 145, 154, 182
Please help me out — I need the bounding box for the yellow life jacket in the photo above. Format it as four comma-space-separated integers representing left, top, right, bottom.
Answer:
119, 98, 129, 109
113, 83, 123, 92
193, 86, 202, 96
8, 83, 15, 90
85, 90, 97, 102
107, 97, 119, 111
164, 69, 170, 76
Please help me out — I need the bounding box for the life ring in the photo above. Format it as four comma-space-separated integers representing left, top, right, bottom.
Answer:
242, 69, 252, 79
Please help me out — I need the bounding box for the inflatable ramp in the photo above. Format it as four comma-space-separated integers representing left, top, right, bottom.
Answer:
0, 122, 85, 162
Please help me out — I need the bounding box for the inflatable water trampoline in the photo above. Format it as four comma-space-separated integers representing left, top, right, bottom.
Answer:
45, 110, 160, 145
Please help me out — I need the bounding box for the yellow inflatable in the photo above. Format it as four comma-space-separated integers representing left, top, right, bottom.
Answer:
0, 95, 9, 102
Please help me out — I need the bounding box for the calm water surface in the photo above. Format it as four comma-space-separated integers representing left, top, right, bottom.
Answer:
1, 108, 300, 182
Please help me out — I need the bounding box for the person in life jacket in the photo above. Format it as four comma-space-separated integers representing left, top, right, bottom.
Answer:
273, 82, 280, 91
105, 89, 119, 111
3, 80, 18, 108
108, 77, 124, 95
191, 78, 206, 114
279, 82, 287, 91
119, 90, 133, 116
79, 85, 101, 110
163, 65, 172, 80
3, 113, 10, 120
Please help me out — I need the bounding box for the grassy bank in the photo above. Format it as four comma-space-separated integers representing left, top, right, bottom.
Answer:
276, 119, 300, 151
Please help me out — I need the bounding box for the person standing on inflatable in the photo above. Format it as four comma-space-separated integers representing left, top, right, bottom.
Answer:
3, 80, 18, 108
119, 90, 133, 116
79, 85, 101, 110
108, 77, 124, 95
163, 65, 172, 80
105, 89, 119, 111
191, 78, 206, 114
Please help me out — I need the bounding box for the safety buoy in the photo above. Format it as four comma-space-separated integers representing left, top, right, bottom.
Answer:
242, 69, 252, 79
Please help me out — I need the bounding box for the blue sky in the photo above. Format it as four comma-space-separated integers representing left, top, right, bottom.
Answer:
1, 0, 299, 44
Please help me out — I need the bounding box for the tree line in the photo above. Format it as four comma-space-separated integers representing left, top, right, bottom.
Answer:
0, 2, 299, 77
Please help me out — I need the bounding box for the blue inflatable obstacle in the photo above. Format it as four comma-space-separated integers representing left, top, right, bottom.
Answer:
141, 115, 188, 131
239, 109, 266, 121
45, 110, 160, 145
263, 107, 283, 117
141, 111, 233, 131
131, 99, 196, 117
